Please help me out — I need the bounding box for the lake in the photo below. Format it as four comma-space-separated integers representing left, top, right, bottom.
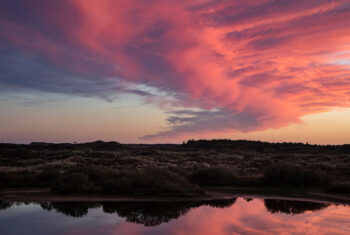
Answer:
0, 197, 349, 235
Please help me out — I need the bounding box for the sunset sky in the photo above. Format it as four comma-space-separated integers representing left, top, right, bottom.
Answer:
1, 0, 350, 144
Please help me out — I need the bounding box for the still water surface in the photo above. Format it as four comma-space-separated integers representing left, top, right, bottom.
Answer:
0, 197, 349, 235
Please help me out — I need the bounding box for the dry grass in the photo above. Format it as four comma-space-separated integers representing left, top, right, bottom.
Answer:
0, 140, 349, 194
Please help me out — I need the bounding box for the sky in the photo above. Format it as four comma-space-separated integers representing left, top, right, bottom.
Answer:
0, 0, 350, 144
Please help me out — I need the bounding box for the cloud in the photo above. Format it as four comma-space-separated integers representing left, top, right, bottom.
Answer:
142, 108, 263, 140
0, 45, 163, 102
1, 0, 350, 139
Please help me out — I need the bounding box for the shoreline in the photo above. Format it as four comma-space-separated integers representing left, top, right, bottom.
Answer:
1, 187, 349, 205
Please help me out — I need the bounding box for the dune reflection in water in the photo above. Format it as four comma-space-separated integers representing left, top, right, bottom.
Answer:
0, 197, 349, 235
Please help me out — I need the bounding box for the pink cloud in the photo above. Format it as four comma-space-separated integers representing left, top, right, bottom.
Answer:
1, 0, 350, 139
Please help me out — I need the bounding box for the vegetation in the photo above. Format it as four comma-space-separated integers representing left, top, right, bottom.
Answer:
262, 164, 331, 187
52, 172, 95, 194
189, 167, 237, 186
326, 182, 350, 194
29, 166, 202, 196
0, 140, 349, 197
102, 168, 203, 196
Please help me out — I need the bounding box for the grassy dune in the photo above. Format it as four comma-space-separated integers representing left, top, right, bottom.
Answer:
0, 140, 349, 197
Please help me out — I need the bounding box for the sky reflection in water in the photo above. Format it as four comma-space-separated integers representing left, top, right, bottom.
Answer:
0, 198, 349, 235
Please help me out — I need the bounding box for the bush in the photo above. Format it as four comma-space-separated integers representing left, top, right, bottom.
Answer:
263, 164, 331, 187
85, 166, 121, 184
103, 168, 203, 196
326, 182, 350, 194
52, 172, 95, 194
0, 171, 43, 188
39, 166, 61, 186
189, 167, 237, 187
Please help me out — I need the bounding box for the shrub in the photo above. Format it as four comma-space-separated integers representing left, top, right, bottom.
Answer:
85, 166, 121, 184
235, 176, 263, 187
189, 167, 237, 187
0, 171, 43, 188
39, 166, 61, 185
103, 168, 203, 196
326, 182, 350, 194
52, 172, 95, 194
61, 166, 121, 183
263, 164, 331, 187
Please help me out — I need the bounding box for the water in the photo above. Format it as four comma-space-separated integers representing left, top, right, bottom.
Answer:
0, 197, 349, 235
